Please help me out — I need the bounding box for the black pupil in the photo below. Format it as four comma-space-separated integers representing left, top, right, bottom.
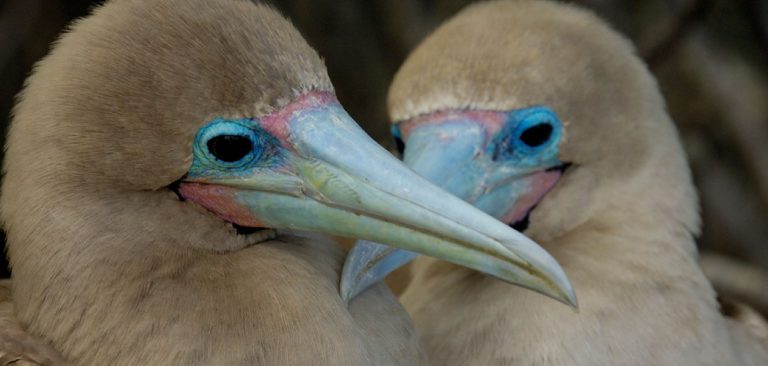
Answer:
207, 135, 253, 162
394, 136, 406, 156
520, 123, 553, 147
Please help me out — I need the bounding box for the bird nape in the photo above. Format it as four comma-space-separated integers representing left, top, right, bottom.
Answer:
342, 0, 768, 365
0, 0, 574, 364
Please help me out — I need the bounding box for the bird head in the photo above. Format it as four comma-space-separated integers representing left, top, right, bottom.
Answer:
389, 0, 702, 242
1, 0, 576, 323
342, 0, 698, 300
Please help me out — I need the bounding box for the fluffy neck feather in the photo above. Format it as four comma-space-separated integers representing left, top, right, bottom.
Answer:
3, 184, 420, 365
400, 119, 741, 365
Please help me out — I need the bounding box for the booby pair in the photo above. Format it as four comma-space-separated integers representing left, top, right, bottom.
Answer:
0, 0, 575, 364
343, 1, 768, 365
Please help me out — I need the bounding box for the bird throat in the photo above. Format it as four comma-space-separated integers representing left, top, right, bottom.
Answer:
169, 179, 275, 246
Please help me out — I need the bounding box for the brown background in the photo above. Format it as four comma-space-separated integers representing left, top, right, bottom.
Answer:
1, 0, 766, 303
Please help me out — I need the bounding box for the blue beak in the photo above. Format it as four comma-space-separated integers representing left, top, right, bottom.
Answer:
341, 106, 569, 304
179, 95, 575, 307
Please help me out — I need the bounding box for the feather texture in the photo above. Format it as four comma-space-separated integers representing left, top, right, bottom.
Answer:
0, 0, 424, 364
390, 1, 768, 364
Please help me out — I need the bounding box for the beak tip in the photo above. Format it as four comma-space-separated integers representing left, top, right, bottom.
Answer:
339, 267, 359, 304
549, 276, 578, 311
550, 271, 578, 311
564, 289, 579, 311
339, 279, 356, 304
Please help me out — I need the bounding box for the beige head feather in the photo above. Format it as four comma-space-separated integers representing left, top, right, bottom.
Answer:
1, 1, 420, 364
389, 0, 699, 244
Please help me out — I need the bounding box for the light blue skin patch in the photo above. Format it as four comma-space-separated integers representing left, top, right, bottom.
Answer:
187, 105, 516, 237
341, 106, 564, 302
285, 103, 543, 236
184, 107, 574, 306
287, 104, 452, 203
188, 118, 287, 180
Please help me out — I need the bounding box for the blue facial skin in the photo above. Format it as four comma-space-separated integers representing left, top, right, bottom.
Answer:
181, 103, 576, 308
341, 106, 564, 302
188, 118, 287, 180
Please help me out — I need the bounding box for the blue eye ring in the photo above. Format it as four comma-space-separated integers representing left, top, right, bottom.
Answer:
510, 107, 562, 154
195, 119, 261, 169
491, 106, 562, 161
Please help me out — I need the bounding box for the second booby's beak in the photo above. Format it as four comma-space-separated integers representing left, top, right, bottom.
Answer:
179, 93, 576, 308
342, 106, 570, 303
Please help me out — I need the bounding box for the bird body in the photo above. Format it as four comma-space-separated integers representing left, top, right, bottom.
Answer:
1, 1, 419, 364
343, 1, 768, 364
0, 0, 575, 364
6, 235, 421, 365
402, 221, 746, 365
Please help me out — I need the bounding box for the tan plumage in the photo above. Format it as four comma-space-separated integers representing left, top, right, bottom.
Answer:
0, 281, 65, 365
0, 0, 423, 364
390, 1, 768, 365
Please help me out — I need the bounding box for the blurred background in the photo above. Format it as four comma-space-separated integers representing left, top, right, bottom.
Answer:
0, 0, 766, 311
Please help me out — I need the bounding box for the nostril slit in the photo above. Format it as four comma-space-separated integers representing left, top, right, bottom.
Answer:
520, 123, 553, 147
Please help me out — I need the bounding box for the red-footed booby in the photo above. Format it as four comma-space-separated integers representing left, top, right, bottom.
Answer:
0, 0, 575, 364
342, 1, 768, 364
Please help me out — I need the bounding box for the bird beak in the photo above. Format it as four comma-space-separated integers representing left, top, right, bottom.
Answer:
342, 109, 570, 303
401, 118, 565, 225
182, 93, 576, 308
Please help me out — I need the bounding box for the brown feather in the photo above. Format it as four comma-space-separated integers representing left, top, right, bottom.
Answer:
0, 0, 424, 364
391, 1, 768, 364
0, 281, 66, 365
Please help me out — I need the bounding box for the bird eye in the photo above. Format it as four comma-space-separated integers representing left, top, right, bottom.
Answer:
195, 119, 261, 166
207, 135, 253, 163
519, 123, 553, 148
491, 106, 561, 161
193, 118, 281, 172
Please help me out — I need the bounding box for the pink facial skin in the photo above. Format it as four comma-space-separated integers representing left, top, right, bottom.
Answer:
398, 108, 564, 228
179, 92, 339, 228
501, 170, 562, 225
259, 91, 338, 144
179, 183, 267, 228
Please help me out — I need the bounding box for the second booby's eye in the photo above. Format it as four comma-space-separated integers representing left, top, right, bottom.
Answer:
519, 123, 553, 148
491, 106, 562, 162
207, 135, 253, 162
